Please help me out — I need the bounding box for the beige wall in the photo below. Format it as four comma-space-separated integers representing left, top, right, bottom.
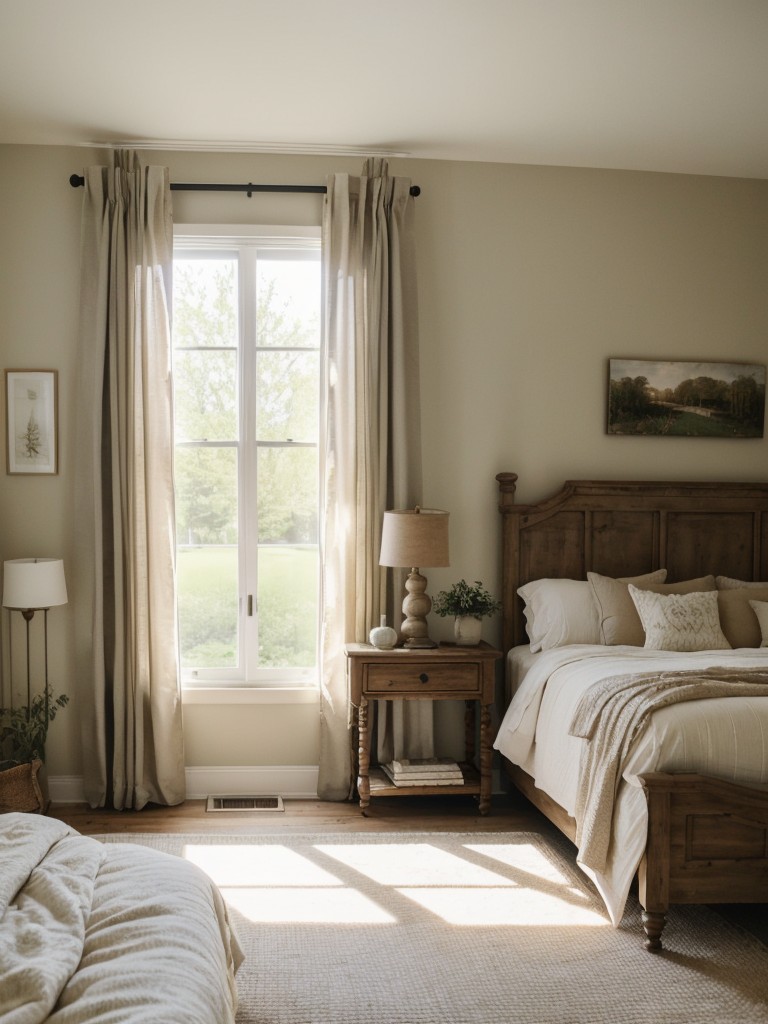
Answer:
1, 144, 767, 780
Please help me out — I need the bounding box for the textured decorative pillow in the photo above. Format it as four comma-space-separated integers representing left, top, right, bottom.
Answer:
748, 601, 768, 647
588, 571, 714, 646
517, 579, 599, 652
716, 575, 768, 590
628, 586, 731, 652
717, 587, 768, 647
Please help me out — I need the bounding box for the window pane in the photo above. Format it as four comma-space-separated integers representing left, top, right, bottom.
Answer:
257, 446, 318, 545
174, 258, 238, 349
174, 349, 237, 441
175, 447, 238, 544
256, 258, 320, 348
177, 546, 238, 669
257, 445, 318, 668
175, 446, 239, 670
256, 350, 319, 443
258, 545, 318, 668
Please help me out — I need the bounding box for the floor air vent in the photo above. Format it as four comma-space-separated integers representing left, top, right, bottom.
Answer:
206, 795, 284, 812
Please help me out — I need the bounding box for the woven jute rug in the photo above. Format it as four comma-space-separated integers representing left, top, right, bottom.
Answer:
97, 831, 768, 1024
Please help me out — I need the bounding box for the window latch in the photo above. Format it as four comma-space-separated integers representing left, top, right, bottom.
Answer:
247, 594, 254, 616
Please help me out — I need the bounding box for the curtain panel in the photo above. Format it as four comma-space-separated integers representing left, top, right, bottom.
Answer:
74, 151, 185, 809
318, 159, 429, 799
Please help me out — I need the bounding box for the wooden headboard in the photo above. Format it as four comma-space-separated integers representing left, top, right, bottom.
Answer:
496, 472, 768, 654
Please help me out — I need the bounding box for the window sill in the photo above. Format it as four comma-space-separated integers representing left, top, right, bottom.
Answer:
182, 686, 320, 705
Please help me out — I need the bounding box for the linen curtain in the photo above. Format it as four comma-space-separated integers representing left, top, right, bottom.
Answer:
74, 151, 185, 809
318, 158, 432, 799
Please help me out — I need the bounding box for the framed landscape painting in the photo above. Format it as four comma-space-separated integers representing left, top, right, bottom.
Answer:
5, 369, 58, 474
607, 359, 765, 437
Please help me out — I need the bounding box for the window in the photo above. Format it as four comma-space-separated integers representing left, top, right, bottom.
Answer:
172, 226, 320, 687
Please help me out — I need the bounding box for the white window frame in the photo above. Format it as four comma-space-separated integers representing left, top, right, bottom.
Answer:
173, 224, 321, 691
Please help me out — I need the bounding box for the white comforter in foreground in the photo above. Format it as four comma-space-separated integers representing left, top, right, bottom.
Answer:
494, 646, 768, 926
0, 813, 243, 1024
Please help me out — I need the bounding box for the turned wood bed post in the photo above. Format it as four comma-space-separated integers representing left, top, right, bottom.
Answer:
496, 472, 519, 655
637, 775, 672, 951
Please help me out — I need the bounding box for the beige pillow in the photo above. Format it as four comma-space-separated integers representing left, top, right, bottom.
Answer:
718, 587, 768, 647
748, 600, 768, 647
589, 572, 714, 646
628, 586, 731, 652
716, 575, 768, 590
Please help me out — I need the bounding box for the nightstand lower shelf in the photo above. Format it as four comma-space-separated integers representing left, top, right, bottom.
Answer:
368, 763, 481, 798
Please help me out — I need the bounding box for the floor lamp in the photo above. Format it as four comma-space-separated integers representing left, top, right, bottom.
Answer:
2, 558, 68, 719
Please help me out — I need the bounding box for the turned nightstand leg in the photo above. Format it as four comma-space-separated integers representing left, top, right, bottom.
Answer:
357, 696, 371, 813
479, 702, 492, 815
464, 700, 476, 763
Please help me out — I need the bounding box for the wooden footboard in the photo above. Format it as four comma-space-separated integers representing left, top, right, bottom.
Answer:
505, 759, 768, 950
638, 772, 768, 951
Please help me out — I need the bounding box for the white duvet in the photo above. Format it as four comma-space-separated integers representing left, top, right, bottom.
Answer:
0, 813, 243, 1024
494, 645, 768, 925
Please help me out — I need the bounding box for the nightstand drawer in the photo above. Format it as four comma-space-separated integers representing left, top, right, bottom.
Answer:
365, 662, 480, 694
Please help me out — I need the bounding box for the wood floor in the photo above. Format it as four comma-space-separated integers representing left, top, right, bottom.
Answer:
50, 790, 559, 837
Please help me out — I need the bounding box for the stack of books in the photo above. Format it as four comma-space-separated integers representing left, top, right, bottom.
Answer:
381, 757, 464, 787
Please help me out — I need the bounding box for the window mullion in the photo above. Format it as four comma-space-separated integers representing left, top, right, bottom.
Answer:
240, 247, 260, 680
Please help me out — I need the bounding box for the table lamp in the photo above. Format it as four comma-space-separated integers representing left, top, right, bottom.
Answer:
379, 507, 449, 648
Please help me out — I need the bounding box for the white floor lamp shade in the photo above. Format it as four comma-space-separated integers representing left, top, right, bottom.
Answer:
2, 558, 68, 611
2, 558, 68, 715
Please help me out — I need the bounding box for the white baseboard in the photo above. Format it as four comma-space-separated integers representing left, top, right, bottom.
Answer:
48, 766, 320, 804
184, 765, 319, 800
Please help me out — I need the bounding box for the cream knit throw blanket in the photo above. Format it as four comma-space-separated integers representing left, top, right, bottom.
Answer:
569, 667, 768, 872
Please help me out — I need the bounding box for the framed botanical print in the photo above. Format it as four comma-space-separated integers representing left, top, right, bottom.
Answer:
5, 369, 59, 474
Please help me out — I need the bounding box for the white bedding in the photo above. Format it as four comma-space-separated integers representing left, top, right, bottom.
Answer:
493, 645, 768, 925
0, 813, 243, 1024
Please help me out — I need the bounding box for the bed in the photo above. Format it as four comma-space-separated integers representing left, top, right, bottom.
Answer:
493, 472, 768, 950
0, 812, 243, 1022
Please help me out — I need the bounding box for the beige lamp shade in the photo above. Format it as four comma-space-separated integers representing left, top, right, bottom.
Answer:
379, 508, 450, 569
2, 558, 68, 610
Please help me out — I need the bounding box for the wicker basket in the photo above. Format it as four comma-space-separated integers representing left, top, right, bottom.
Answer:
0, 759, 46, 813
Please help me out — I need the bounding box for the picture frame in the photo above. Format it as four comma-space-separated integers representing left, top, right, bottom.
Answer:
607, 359, 766, 438
5, 369, 59, 474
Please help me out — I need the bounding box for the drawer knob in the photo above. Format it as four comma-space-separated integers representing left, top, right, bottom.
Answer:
419, 672, 429, 683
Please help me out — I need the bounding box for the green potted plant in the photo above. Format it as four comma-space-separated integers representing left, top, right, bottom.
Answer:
0, 687, 68, 812
432, 579, 501, 646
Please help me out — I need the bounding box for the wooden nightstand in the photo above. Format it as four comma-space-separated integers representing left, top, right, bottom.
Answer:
345, 641, 502, 815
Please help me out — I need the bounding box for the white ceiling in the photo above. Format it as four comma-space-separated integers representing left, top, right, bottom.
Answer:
1, 0, 767, 179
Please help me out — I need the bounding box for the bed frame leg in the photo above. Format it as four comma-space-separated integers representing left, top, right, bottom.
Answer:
641, 910, 666, 951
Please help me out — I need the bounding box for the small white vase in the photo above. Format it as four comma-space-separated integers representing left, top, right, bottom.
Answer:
369, 615, 398, 650
454, 615, 482, 646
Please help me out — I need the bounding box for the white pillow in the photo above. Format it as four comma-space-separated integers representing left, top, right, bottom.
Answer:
628, 585, 731, 652
517, 579, 599, 652
748, 600, 768, 647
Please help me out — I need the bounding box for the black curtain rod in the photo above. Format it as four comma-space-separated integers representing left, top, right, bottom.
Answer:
69, 174, 420, 197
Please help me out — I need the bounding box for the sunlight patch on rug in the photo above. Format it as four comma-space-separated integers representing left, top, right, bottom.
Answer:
179, 836, 607, 928
220, 885, 396, 924
396, 885, 607, 926
181, 844, 343, 886
314, 842, 515, 886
